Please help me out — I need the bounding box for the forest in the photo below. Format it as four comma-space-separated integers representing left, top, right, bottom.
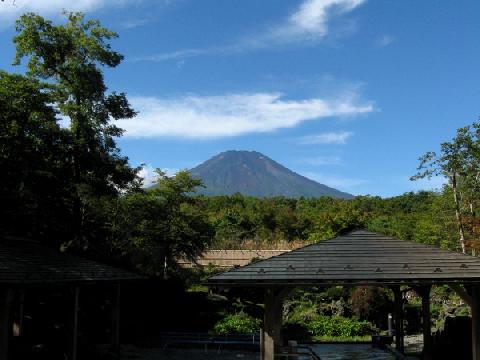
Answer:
2, 11, 480, 346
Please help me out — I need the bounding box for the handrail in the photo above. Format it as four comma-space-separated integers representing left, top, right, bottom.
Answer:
276, 345, 321, 360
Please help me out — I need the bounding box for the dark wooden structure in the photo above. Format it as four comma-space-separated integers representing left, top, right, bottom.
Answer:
0, 238, 142, 360
208, 230, 480, 360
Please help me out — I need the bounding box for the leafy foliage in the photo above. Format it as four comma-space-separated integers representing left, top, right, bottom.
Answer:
306, 316, 374, 337
112, 170, 214, 277
213, 312, 261, 335
13, 12, 137, 249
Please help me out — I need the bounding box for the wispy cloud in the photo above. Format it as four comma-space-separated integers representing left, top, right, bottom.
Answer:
0, 0, 117, 27
376, 34, 395, 47
122, 17, 151, 30
135, 0, 366, 62
299, 131, 353, 144
299, 156, 343, 165
118, 92, 373, 139
302, 171, 367, 192
270, 0, 365, 43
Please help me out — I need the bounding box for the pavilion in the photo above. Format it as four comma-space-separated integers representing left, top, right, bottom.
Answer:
0, 237, 143, 360
208, 230, 480, 360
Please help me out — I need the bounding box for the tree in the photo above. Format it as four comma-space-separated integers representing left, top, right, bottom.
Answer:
411, 123, 480, 253
0, 71, 69, 242
113, 170, 214, 278
13, 12, 138, 248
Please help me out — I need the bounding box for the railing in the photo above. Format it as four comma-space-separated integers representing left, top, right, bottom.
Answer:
159, 331, 260, 349
276, 345, 322, 360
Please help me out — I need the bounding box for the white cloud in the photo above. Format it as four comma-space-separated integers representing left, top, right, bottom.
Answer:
135, 0, 366, 62
299, 131, 353, 144
118, 92, 373, 139
300, 156, 343, 165
0, 0, 111, 26
376, 34, 395, 47
271, 0, 365, 42
138, 165, 178, 188
122, 17, 151, 30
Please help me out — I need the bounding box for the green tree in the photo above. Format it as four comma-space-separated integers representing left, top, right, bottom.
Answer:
13, 12, 137, 248
412, 130, 468, 253
412, 123, 480, 253
0, 71, 69, 242
114, 170, 214, 278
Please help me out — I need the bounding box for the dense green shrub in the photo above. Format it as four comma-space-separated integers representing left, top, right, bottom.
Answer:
306, 316, 374, 337
213, 312, 261, 334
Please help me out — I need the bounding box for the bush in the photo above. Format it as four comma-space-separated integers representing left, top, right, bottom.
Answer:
351, 286, 392, 327
213, 312, 261, 334
306, 316, 374, 337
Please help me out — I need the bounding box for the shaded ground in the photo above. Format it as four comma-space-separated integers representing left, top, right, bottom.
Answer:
122, 346, 259, 360
121, 343, 403, 360
120, 336, 424, 360
312, 344, 395, 360
403, 334, 423, 355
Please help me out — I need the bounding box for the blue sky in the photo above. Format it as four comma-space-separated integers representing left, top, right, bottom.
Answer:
1, 0, 479, 197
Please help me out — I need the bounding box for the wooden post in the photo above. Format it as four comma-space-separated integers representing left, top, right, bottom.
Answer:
0, 288, 13, 360
111, 284, 121, 353
392, 286, 404, 353
13, 290, 25, 337
419, 285, 432, 360
472, 285, 480, 360
68, 286, 80, 360
262, 288, 288, 360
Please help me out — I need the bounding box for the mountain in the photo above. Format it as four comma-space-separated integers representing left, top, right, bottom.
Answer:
189, 150, 354, 199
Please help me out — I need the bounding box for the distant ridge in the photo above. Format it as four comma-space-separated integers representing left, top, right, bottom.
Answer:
189, 150, 354, 199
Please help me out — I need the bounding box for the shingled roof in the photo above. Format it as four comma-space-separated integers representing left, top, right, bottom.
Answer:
0, 238, 143, 284
208, 230, 480, 286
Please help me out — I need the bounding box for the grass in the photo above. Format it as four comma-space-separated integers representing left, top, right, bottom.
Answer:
312, 335, 372, 343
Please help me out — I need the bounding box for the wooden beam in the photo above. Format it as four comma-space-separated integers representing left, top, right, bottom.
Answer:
111, 284, 121, 353
449, 284, 473, 307
471, 285, 480, 360
262, 288, 289, 360
13, 290, 25, 337
392, 286, 404, 353
419, 285, 432, 360
0, 288, 13, 360
68, 286, 80, 360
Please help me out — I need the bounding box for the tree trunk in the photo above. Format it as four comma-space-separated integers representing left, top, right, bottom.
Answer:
451, 172, 467, 254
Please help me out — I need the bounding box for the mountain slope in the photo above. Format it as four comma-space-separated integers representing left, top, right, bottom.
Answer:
189, 150, 353, 199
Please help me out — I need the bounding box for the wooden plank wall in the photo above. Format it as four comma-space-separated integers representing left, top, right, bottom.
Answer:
178, 250, 290, 268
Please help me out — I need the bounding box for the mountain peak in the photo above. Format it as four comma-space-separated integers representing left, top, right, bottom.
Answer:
189, 150, 353, 199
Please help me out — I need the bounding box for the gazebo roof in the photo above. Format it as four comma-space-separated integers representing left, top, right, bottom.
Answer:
208, 230, 480, 286
0, 238, 143, 284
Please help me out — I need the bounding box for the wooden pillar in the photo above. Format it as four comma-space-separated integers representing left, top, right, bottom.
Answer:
392, 286, 404, 353
419, 286, 432, 360
262, 288, 288, 360
472, 285, 480, 360
13, 290, 25, 337
0, 288, 13, 360
111, 284, 121, 352
68, 286, 80, 360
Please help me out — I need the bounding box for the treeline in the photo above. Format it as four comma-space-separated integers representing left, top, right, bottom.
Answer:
196, 191, 458, 250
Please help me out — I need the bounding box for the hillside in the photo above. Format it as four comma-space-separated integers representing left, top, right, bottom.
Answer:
189, 150, 353, 199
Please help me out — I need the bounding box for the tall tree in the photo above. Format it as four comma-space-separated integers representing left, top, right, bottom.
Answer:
13, 12, 137, 248
411, 124, 480, 253
0, 71, 68, 241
